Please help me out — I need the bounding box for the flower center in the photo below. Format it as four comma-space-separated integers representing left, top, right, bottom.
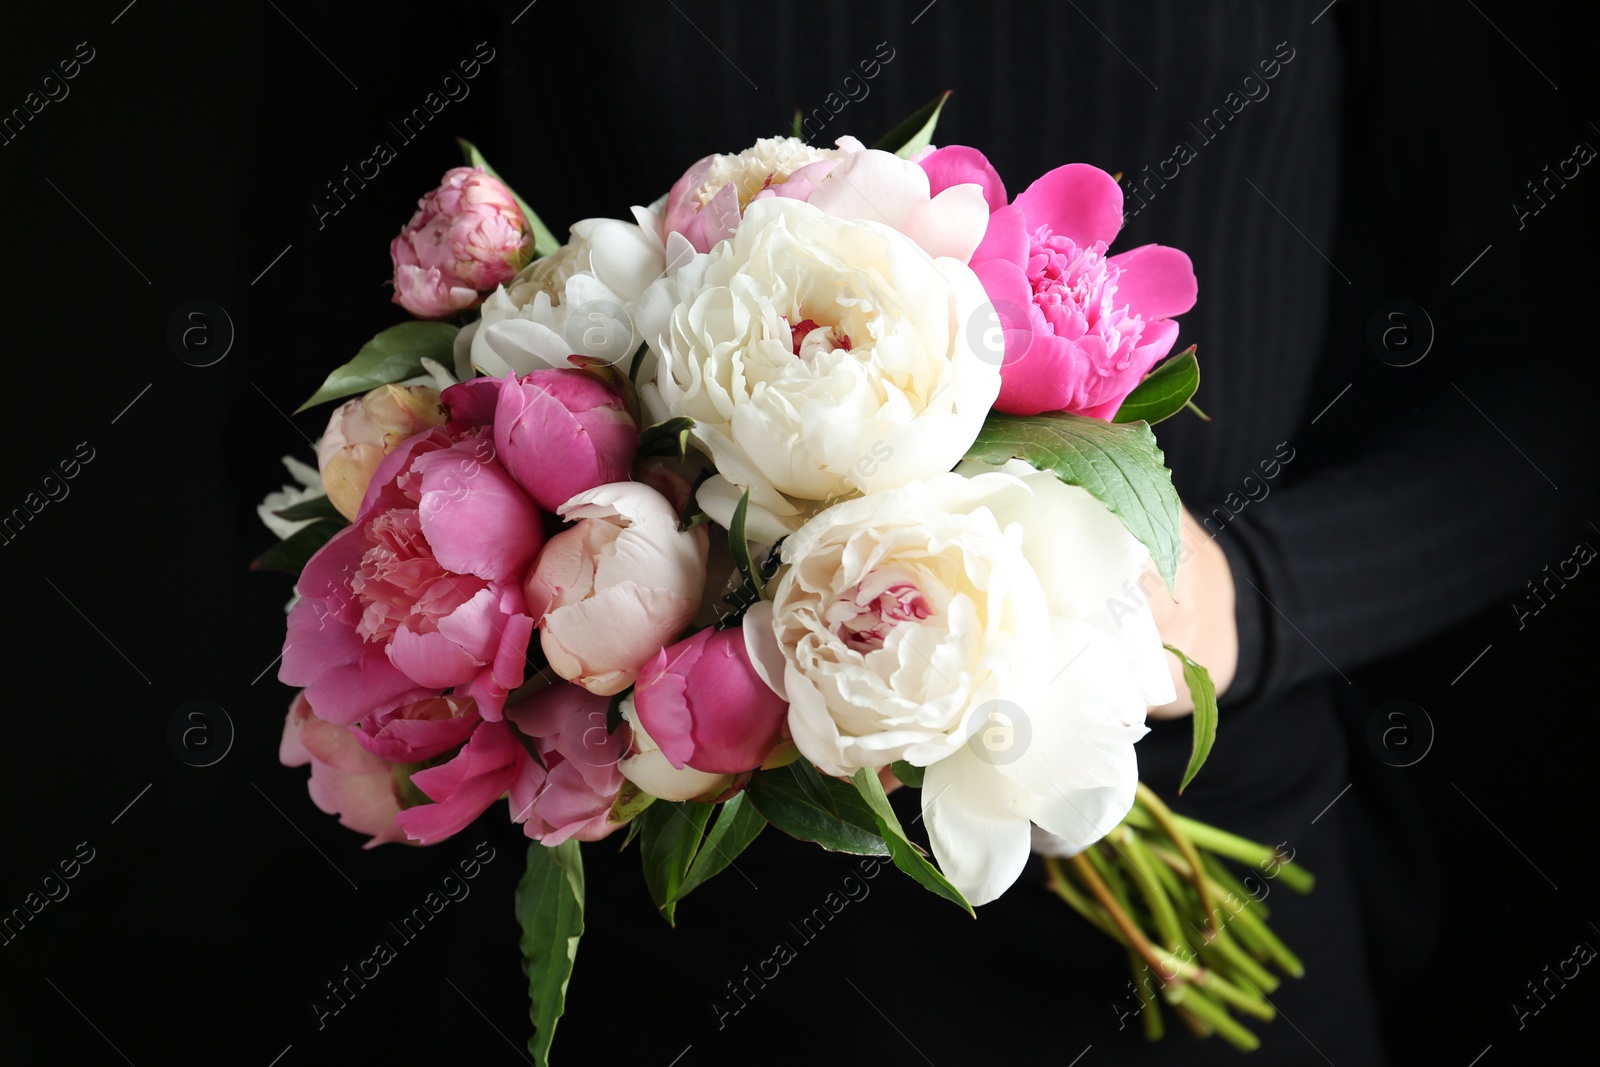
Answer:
828, 570, 932, 653
1026, 227, 1146, 371
788, 317, 852, 359
351, 508, 488, 643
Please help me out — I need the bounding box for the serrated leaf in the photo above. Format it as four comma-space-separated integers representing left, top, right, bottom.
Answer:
458, 137, 561, 258
638, 416, 696, 458
850, 768, 973, 916
1113, 347, 1200, 426
296, 322, 459, 412
671, 793, 766, 904
964, 411, 1182, 592
873, 90, 951, 158
1166, 644, 1218, 793
272, 494, 346, 524
638, 800, 713, 925
729, 489, 764, 599
889, 760, 925, 789
250, 519, 344, 574
744, 763, 888, 856
516, 840, 584, 1067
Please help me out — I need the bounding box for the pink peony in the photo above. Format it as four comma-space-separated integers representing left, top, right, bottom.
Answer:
633, 626, 788, 775
393, 684, 627, 846
441, 370, 638, 513
504, 683, 627, 844
391, 166, 530, 319
280, 691, 408, 847
353, 694, 481, 763
318, 384, 447, 521
921, 149, 1197, 419
279, 428, 543, 725
392, 717, 524, 845
524, 481, 708, 696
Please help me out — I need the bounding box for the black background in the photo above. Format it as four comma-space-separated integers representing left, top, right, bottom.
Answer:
2, 1, 1597, 1064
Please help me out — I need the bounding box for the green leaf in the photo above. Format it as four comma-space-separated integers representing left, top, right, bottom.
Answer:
872, 90, 952, 158
890, 760, 925, 789
729, 489, 764, 600
638, 416, 696, 459
791, 108, 804, 140
638, 800, 713, 925
850, 768, 973, 916
1113, 346, 1200, 426
250, 519, 344, 574
295, 321, 459, 412
516, 840, 585, 1067
458, 137, 561, 258
1166, 644, 1218, 793
964, 411, 1183, 592
744, 762, 889, 856
671, 792, 766, 904
272, 494, 346, 524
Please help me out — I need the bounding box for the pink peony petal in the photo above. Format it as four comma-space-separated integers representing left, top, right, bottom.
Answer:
1011, 163, 1125, 248
919, 145, 1008, 212
1107, 244, 1198, 321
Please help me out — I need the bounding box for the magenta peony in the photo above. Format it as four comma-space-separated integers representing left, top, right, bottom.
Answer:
441, 370, 638, 514
921, 149, 1197, 419
632, 626, 787, 775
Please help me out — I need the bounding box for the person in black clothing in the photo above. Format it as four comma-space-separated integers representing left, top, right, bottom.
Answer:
4, 2, 1595, 1064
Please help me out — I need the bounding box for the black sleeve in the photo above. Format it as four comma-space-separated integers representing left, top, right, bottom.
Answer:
1219, 0, 1600, 705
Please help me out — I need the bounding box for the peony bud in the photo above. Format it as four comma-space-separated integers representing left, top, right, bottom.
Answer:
617, 695, 732, 802
317, 383, 446, 521
391, 166, 531, 319
524, 482, 707, 696
633, 626, 787, 774
491, 370, 638, 513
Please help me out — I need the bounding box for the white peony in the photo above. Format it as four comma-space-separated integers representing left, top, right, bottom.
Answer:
462, 208, 693, 379
636, 196, 998, 543
745, 465, 1174, 905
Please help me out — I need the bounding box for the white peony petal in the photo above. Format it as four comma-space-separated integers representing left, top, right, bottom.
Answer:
922, 748, 1034, 906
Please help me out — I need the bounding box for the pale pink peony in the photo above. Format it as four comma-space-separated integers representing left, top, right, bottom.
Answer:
524, 482, 708, 696
280, 691, 408, 847
633, 626, 788, 775
921, 149, 1197, 419
663, 136, 864, 253
317, 384, 447, 521
441, 370, 638, 513
391, 166, 531, 319
280, 428, 543, 725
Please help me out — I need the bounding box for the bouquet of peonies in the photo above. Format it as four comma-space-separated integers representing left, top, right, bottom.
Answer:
258, 96, 1314, 1060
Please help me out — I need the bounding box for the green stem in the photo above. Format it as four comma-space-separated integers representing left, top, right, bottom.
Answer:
1165, 985, 1261, 1052
1135, 783, 1218, 934
1042, 857, 1121, 942
1122, 805, 1315, 894
1116, 828, 1186, 953
1129, 948, 1164, 1042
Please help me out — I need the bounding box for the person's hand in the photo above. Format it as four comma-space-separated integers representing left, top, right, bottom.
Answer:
1144, 506, 1239, 719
